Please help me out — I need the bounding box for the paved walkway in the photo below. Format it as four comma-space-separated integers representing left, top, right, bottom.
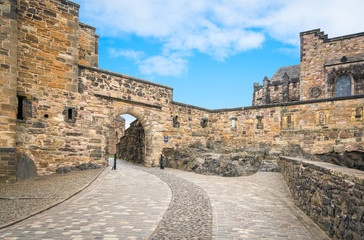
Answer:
0, 160, 329, 239
0, 161, 171, 239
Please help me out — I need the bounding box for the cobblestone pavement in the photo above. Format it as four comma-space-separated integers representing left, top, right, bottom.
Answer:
166, 168, 330, 240
0, 160, 329, 239
0, 168, 102, 226
144, 168, 212, 239
0, 160, 171, 239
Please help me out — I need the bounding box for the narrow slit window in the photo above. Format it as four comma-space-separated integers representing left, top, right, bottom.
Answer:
231, 118, 237, 129
17, 96, 25, 120
173, 116, 180, 128
287, 115, 292, 127
65, 107, 77, 123
201, 118, 208, 128
68, 108, 73, 120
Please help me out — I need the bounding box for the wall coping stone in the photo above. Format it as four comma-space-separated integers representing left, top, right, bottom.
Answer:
172, 101, 211, 112
59, 0, 80, 8
79, 65, 174, 90
212, 94, 364, 113
79, 22, 96, 30
280, 156, 364, 185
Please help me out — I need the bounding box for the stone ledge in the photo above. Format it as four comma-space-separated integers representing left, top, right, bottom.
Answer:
0, 148, 15, 153
79, 22, 96, 30
280, 156, 364, 185
95, 94, 162, 110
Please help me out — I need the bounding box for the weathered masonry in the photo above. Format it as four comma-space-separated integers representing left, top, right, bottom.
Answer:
0, 0, 363, 183
253, 30, 364, 106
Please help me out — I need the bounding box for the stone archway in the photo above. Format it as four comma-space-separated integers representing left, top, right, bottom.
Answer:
105, 105, 161, 167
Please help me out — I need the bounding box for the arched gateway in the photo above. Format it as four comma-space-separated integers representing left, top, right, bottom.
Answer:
78, 65, 172, 167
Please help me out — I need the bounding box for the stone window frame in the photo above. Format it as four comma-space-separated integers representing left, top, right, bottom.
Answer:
64, 107, 77, 123
16, 95, 32, 121
315, 110, 329, 126
281, 113, 295, 130
256, 116, 263, 129
325, 64, 363, 98
351, 107, 363, 122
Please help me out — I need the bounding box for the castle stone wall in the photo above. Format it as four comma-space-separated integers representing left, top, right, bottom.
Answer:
117, 120, 145, 164
0, 0, 18, 182
108, 117, 124, 155
278, 157, 364, 239
209, 97, 364, 157
78, 22, 98, 67
300, 30, 364, 101
0, 0, 363, 183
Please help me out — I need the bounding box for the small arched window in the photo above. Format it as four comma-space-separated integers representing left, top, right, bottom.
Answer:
335, 74, 351, 97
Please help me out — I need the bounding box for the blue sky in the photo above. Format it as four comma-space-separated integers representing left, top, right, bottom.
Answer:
73, 0, 364, 109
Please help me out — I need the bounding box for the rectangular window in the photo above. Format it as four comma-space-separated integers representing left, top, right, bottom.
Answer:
65, 107, 77, 123
201, 118, 208, 128
17, 96, 26, 120
68, 108, 73, 120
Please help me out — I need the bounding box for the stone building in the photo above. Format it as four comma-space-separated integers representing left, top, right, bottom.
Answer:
253, 64, 300, 106
253, 29, 364, 106
0, 0, 363, 184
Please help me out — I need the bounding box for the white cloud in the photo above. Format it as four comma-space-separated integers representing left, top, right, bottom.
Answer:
109, 49, 145, 61
77, 0, 364, 76
139, 55, 188, 77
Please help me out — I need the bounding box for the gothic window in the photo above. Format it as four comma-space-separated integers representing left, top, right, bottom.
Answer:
335, 74, 351, 97
274, 86, 279, 91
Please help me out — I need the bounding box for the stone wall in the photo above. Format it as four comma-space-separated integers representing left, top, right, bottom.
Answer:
300, 29, 364, 101
107, 117, 124, 155
1, 0, 363, 182
78, 22, 99, 67
207, 96, 364, 159
0, 0, 18, 182
15, 0, 81, 176
116, 120, 145, 164
278, 157, 364, 240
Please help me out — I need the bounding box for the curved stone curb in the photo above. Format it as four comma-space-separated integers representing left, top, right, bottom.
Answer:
0, 167, 106, 230
144, 168, 213, 240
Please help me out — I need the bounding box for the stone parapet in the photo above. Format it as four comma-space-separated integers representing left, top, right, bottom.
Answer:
278, 156, 364, 239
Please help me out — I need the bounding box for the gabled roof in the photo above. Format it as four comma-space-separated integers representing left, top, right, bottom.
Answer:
270, 64, 300, 82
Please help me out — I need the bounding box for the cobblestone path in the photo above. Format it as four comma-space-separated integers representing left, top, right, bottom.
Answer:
144, 169, 212, 239
0, 160, 329, 239
166, 168, 329, 240
0, 161, 171, 239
